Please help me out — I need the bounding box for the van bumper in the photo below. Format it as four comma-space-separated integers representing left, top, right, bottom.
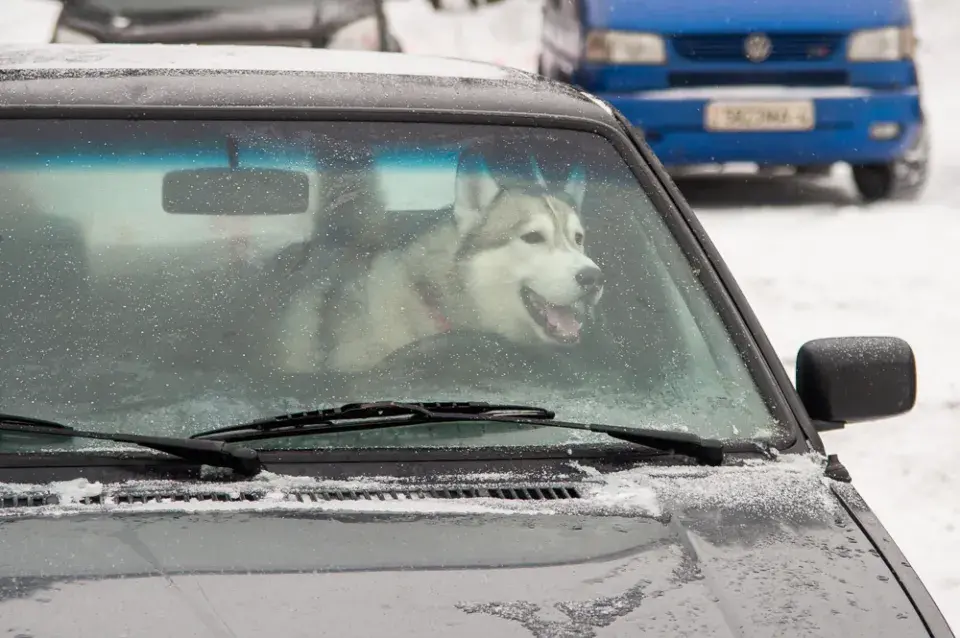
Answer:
601, 86, 923, 167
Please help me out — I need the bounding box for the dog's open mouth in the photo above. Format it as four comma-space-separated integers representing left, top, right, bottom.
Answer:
520, 286, 585, 344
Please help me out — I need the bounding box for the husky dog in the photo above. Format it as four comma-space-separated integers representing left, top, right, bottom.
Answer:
267, 149, 604, 376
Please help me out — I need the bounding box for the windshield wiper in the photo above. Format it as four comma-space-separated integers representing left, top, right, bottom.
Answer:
0, 413, 262, 477
191, 401, 724, 466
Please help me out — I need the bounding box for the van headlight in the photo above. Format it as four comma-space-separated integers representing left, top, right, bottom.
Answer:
847, 26, 915, 61
52, 26, 100, 44
584, 30, 666, 64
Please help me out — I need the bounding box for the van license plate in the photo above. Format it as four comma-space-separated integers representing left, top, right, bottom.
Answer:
705, 101, 816, 132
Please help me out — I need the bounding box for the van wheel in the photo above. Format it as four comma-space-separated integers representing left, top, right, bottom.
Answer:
852, 126, 930, 203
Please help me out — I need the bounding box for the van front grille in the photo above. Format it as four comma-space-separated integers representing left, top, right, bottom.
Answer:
672, 33, 845, 62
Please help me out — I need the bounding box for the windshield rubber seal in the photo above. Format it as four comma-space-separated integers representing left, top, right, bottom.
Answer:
0, 441, 772, 480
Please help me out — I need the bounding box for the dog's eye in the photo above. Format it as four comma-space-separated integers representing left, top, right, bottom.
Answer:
574, 232, 584, 245
521, 231, 546, 244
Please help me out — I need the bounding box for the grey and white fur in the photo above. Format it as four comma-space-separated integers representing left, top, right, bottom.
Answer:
263, 151, 604, 375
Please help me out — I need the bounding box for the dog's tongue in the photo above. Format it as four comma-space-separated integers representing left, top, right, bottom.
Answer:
545, 305, 581, 339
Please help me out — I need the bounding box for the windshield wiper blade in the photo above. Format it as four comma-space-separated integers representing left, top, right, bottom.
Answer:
191, 401, 556, 438
0, 412, 75, 430
0, 416, 262, 477
191, 401, 724, 466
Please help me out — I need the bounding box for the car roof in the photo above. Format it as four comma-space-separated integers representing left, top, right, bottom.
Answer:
0, 44, 619, 125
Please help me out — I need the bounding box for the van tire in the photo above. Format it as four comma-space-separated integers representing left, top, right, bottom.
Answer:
852, 125, 931, 203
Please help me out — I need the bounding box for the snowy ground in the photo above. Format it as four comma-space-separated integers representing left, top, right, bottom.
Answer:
1, 0, 958, 628
387, 0, 960, 628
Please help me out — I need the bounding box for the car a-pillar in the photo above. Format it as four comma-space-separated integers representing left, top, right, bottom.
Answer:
851, 115, 931, 204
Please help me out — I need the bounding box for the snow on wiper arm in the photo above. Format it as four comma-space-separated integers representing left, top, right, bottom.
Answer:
0, 416, 262, 477
191, 401, 724, 466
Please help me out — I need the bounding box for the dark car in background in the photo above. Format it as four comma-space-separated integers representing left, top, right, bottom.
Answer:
52, 0, 402, 51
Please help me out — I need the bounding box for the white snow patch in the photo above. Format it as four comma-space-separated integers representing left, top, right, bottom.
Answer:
49, 478, 103, 504
565, 460, 603, 477
383, 0, 544, 70
1, 0, 60, 44
571, 453, 838, 520
646, 453, 839, 517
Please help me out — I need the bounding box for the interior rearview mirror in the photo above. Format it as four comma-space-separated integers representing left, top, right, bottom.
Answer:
795, 336, 917, 431
162, 168, 310, 215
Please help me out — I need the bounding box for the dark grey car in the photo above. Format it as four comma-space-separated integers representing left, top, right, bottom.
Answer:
0, 43, 952, 637
52, 0, 401, 51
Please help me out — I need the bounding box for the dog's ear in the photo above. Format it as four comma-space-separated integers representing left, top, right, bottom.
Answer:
563, 165, 587, 211
454, 155, 501, 235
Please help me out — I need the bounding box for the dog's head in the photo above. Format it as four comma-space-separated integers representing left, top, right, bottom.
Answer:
452, 157, 603, 348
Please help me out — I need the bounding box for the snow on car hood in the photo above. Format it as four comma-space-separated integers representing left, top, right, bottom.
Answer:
0, 454, 931, 637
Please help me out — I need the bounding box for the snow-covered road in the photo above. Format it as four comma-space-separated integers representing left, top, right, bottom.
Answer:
386, 0, 960, 627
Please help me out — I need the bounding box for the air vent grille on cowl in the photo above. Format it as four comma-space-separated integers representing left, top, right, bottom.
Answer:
0, 485, 583, 510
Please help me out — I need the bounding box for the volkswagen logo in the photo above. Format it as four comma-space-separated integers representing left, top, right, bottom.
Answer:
744, 33, 773, 63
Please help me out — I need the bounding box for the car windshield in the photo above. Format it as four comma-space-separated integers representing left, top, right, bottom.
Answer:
0, 119, 786, 453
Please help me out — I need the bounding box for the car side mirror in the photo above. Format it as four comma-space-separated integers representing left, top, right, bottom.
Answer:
795, 336, 916, 432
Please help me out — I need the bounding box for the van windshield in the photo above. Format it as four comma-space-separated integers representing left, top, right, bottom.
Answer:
0, 119, 785, 453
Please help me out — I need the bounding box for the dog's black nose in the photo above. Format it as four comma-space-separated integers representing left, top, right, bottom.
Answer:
576, 267, 604, 289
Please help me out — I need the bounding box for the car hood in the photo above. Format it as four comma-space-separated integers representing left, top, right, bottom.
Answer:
61, 1, 371, 42
584, 0, 911, 33
0, 455, 933, 637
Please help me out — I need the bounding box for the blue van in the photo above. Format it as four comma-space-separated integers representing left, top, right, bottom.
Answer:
537, 0, 929, 202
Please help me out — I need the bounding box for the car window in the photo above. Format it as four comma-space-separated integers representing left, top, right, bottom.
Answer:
0, 119, 785, 454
